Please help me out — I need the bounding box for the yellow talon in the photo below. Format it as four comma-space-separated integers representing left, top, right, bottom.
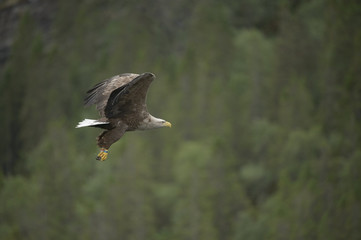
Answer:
96, 148, 109, 161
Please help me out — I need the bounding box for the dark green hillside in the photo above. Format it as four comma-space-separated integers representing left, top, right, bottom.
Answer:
0, 0, 360, 239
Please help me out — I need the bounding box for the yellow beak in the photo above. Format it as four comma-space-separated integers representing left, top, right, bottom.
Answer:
164, 121, 172, 128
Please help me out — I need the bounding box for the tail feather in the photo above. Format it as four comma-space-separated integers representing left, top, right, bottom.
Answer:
76, 119, 109, 128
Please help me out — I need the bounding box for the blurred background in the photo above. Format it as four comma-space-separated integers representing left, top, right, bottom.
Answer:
0, 0, 360, 239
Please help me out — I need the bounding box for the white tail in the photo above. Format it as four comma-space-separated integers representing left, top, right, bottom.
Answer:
76, 119, 109, 128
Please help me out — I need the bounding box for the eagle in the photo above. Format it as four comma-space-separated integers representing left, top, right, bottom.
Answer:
76, 72, 171, 161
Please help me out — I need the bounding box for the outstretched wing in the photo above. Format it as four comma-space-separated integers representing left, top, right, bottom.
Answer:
84, 73, 139, 117
104, 72, 155, 119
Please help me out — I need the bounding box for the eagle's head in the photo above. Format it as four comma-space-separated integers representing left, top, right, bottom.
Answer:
138, 115, 172, 130
159, 119, 172, 128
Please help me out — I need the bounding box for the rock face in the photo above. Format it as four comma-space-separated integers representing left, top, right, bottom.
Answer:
0, 0, 55, 68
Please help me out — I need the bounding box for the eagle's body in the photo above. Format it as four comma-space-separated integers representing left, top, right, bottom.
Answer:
76, 72, 171, 161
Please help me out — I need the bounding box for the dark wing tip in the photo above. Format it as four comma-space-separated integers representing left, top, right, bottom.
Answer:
84, 81, 107, 106
141, 72, 156, 80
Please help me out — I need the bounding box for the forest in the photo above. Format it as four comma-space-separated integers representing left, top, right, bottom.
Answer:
0, 0, 360, 239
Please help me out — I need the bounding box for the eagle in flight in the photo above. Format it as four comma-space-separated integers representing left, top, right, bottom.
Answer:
76, 72, 171, 161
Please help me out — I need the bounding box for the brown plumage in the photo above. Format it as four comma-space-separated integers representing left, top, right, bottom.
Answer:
76, 72, 171, 161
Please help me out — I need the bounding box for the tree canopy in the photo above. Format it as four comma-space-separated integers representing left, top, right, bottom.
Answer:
0, 0, 360, 239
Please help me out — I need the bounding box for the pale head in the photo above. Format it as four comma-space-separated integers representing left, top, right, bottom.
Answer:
138, 115, 172, 130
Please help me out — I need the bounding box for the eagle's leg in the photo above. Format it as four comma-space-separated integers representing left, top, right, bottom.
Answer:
96, 127, 126, 161
96, 148, 108, 161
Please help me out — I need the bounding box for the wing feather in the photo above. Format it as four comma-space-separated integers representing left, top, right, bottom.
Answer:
104, 72, 155, 118
84, 73, 139, 116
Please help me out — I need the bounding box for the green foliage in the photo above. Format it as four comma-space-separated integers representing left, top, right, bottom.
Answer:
1, 0, 360, 239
